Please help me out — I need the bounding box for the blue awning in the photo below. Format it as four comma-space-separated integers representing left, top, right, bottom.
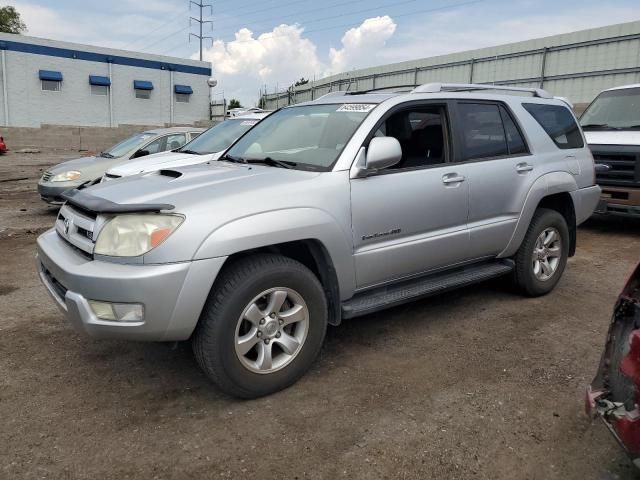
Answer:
89, 75, 111, 86
174, 84, 193, 95
39, 70, 62, 81
133, 80, 153, 90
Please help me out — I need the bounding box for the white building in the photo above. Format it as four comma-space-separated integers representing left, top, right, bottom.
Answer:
0, 33, 212, 127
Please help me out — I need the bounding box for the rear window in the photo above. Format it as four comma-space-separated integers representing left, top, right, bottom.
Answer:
523, 103, 583, 149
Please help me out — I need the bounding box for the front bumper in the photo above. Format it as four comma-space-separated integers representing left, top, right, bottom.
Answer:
37, 182, 80, 204
36, 228, 226, 341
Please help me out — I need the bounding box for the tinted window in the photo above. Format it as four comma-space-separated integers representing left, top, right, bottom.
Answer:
523, 103, 583, 149
457, 103, 508, 160
499, 106, 528, 155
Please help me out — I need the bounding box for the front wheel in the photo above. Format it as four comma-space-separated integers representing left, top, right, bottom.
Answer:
514, 208, 569, 297
192, 254, 328, 398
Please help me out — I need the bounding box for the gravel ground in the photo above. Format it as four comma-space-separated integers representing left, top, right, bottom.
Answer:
1, 151, 639, 480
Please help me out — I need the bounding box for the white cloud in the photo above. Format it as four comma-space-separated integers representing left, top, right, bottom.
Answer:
201, 16, 398, 105
198, 23, 325, 105
329, 16, 396, 73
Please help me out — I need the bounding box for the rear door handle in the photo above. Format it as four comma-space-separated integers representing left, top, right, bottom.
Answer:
442, 173, 465, 185
516, 162, 533, 173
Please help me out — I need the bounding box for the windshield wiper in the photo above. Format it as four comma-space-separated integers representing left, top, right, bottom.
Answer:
179, 149, 203, 155
220, 154, 247, 164
581, 123, 614, 130
245, 157, 296, 169
99, 151, 115, 158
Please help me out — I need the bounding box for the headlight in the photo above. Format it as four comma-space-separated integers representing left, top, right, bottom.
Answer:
50, 170, 81, 182
94, 214, 184, 257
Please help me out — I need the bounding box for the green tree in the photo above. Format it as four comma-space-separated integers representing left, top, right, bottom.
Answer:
294, 77, 309, 87
228, 98, 243, 109
0, 6, 26, 34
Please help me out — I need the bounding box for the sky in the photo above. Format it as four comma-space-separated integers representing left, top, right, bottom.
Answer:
8, 0, 640, 105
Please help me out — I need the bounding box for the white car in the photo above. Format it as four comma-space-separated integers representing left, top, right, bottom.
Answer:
102, 112, 270, 181
580, 83, 640, 218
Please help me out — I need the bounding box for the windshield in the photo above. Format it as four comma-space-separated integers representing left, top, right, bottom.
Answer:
580, 87, 640, 129
104, 133, 155, 157
180, 118, 262, 155
224, 104, 374, 171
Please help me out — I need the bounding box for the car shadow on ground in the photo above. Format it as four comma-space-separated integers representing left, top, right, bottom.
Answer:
580, 215, 640, 235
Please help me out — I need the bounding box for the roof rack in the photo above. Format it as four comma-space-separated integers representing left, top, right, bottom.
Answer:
411, 83, 553, 99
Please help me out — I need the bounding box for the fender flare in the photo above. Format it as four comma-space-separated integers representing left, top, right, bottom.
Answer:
499, 171, 578, 258
193, 207, 357, 299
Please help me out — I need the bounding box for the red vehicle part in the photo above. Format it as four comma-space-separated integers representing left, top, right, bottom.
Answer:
0, 136, 7, 153
587, 263, 640, 463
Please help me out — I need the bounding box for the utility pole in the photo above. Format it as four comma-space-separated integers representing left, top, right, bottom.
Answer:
189, 1, 213, 61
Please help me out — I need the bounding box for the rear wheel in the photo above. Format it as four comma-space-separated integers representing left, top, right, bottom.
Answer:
514, 208, 569, 296
192, 254, 327, 398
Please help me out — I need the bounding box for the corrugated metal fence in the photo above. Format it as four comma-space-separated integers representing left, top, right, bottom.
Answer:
260, 21, 640, 110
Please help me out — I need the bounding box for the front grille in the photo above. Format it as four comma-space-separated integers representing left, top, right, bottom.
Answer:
56, 204, 97, 256
591, 145, 640, 188
42, 171, 53, 182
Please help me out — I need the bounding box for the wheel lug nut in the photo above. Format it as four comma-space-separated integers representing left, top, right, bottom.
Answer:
264, 339, 270, 344
270, 313, 276, 319
279, 319, 284, 325
276, 332, 281, 338
259, 319, 265, 325
257, 331, 262, 337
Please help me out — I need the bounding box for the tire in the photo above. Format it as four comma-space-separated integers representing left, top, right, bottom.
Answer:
192, 253, 328, 398
513, 208, 569, 297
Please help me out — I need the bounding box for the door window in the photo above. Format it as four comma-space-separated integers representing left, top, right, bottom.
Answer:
499, 106, 528, 155
457, 103, 509, 160
374, 106, 447, 169
165, 133, 187, 151
142, 136, 167, 155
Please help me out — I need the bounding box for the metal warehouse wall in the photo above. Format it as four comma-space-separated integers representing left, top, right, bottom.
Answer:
0, 33, 212, 128
261, 20, 640, 110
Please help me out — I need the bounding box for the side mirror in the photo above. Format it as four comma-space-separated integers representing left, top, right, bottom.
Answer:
132, 149, 150, 159
594, 163, 611, 173
366, 137, 402, 171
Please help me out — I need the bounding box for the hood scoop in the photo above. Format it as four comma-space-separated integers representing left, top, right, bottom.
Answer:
158, 169, 183, 178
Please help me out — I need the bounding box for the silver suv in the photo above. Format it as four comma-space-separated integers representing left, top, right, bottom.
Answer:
36, 83, 601, 398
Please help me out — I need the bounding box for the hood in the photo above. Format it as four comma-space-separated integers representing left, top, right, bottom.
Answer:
584, 131, 640, 146
106, 151, 218, 177
87, 161, 321, 212
48, 155, 102, 173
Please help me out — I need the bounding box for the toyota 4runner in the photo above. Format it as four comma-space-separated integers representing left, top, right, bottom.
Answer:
36, 83, 601, 398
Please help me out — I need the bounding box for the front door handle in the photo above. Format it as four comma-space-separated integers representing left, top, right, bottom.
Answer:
516, 162, 533, 173
442, 173, 465, 184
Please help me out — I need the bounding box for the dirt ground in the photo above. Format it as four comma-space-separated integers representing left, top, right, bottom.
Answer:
1, 151, 639, 480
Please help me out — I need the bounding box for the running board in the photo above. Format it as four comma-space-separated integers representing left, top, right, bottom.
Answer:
341, 260, 514, 319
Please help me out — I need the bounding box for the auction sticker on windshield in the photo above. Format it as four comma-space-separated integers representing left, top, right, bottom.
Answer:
336, 104, 376, 113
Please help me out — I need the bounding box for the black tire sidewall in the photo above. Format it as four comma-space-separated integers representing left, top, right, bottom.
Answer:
196, 256, 327, 398
516, 209, 569, 296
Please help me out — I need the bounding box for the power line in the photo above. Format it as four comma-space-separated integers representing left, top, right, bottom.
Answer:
212, 0, 414, 39
216, 0, 485, 45
138, 24, 191, 52
120, 7, 190, 50
159, 0, 484, 57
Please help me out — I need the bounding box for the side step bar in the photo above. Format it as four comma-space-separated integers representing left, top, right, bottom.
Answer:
341, 260, 514, 319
